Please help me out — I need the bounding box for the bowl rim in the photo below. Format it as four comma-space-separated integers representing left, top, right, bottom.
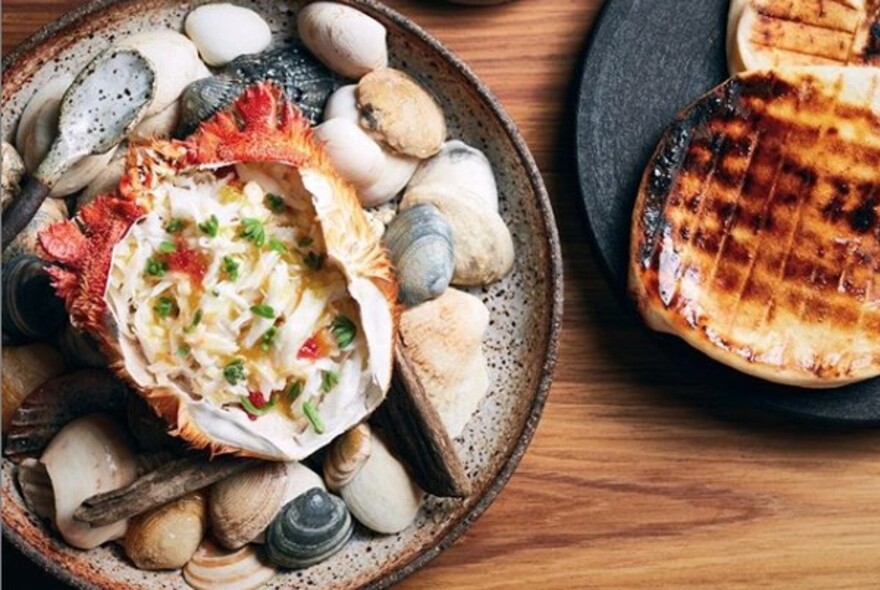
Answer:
1, 0, 564, 588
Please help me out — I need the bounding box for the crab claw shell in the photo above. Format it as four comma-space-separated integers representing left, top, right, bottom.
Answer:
16, 458, 56, 522
297, 2, 388, 79
1, 255, 67, 344
123, 491, 207, 570
209, 461, 289, 550
406, 140, 499, 212
184, 539, 277, 590
41, 413, 138, 549
1, 343, 66, 431
1, 141, 25, 212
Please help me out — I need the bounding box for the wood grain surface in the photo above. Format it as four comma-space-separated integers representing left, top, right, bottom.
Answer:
3, 1, 879, 589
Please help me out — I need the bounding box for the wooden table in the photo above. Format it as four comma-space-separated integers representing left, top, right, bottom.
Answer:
4, 1, 879, 588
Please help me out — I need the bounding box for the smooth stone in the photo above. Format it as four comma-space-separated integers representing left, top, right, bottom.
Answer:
185, 4, 272, 67
298, 2, 388, 79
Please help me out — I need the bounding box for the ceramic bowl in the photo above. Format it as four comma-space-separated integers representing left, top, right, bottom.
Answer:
1, 0, 562, 587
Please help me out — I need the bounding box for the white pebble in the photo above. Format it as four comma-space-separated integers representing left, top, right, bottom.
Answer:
298, 2, 388, 79
314, 118, 385, 187
323, 85, 359, 123
185, 3, 272, 67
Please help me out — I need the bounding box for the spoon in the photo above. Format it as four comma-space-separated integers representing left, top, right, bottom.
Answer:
1, 49, 156, 251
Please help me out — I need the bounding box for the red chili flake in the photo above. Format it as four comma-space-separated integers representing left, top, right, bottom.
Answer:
297, 336, 321, 361
166, 243, 208, 284
249, 390, 267, 408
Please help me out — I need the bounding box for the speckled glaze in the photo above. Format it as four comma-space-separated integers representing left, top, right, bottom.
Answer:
1, 1, 563, 588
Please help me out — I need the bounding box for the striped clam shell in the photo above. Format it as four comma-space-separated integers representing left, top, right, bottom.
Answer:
183, 539, 276, 590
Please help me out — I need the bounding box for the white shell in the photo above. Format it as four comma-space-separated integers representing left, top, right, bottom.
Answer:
210, 461, 288, 550
17, 458, 55, 522
184, 539, 276, 590
115, 30, 206, 116
14, 75, 72, 160
253, 462, 326, 544
78, 152, 126, 208
359, 147, 418, 208
123, 491, 207, 570
340, 433, 423, 534
185, 4, 272, 67
314, 118, 385, 187
406, 140, 499, 212
129, 100, 180, 141
40, 414, 138, 549
297, 2, 388, 78
399, 288, 490, 438
1, 142, 25, 211
323, 85, 359, 123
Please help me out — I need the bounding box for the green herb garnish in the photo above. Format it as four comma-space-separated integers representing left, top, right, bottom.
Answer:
321, 370, 339, 393
222, 256, 239, 281
198, 215, 219, 237
286, 381, 304, 401
184, 309, 203, 334
250, 304, 275, 319
239, 218, 266, 247
302, 400, 325, 434
223, 359, 246, 385
158, 240, 177, 254
154, 296, 177, 318
330, 315, 357, 349
265, 193, 285, 213
268, 237, 287, 253
145, 257, 168, 278
176, 345, 191, 357
304, 251, 324, 271
165, 218, 186, 233
240, 393, 277, 417
260, 327, 278, 352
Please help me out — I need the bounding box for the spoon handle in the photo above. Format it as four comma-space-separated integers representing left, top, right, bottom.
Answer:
1, 174, 51, 252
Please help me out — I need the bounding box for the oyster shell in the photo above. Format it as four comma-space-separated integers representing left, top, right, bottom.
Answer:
123, 491, 207, 570
210, 461, 288, 549
184, 539, 276, 590
1, 141, 24, 211
1, 255, 67, 344
383, 204, 454, 306
407, 140, 499, 212
41, 413, 138, 548
265, 487, 353, 568
356, 68, 447, 159
298, 2, 388, 79
16, 458, 55, 521
0, 343, 66, 431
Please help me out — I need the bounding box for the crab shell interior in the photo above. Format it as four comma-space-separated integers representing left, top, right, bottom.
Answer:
52, 84, 396, 461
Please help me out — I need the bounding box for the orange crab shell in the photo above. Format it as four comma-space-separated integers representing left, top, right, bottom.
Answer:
40, 83, 398, 459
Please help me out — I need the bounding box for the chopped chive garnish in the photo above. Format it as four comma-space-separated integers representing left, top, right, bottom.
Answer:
321, 370, 339, 393
184, 309, 203, 334
266, 193, 285, 213
223, 359, 246, 385
330, 315, 357, 349
250, 304, 275, 319
298, 237, 314, 248
286, 380, 304, 401
145, 257, 167, 278
304, 251, 324, 271
198, 215, 219, 237
239, 218, 266, 247
165, 218, 186, 233
222, 256, 239, 281
153, 296, 177, 318
268, 237, 287, 253
260, 326, 278, 352
302, 400, 325, 434
240, 393, 276, 417
158, 240, 177, 254
176, 345, 191, 357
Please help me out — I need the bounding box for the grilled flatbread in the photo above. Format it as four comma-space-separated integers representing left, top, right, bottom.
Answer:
728, 0, 880, 74
629, 66, 880, 388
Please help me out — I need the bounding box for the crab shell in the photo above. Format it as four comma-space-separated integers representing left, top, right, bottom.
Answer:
39, 83, 397, 461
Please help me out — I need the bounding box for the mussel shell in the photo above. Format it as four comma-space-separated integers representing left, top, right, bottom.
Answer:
383, 204, 454, 306
176, 45, 342, 137
265, 488, 353, 569
1, 255, 67, 345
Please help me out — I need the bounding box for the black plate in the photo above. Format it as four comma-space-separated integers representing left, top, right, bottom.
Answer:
575, 0, 880, 425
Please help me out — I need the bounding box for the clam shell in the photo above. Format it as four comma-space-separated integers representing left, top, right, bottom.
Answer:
177, 45, 339, 136
123, 491, 207, 570
323, 84, 358, 123
14, 75, 73, 166
253, 462, 325, 544
323, 423, 371, 492
185, 4, 272, 67
2, 197, 68, 264
357, 68, 446, 159
77, 151, 126, 209
41, 413, 138, 549
16, 458, 55, 521
210, 461, 288, 549
340, 432, 423, 534
399, 288, 490, 438
1, 141, 24, 212
406, 140, 499, 212
0, 343, 66, 431
184, 539, 276, 590
359, 146, 418, 208
298, 2, 388, 79
383, 204, 454, 306
314, 118, 386, 187
58, 323, 108, 369
1, 255, 67, 344
265, 487, 353, 569
401, 189, 514, 286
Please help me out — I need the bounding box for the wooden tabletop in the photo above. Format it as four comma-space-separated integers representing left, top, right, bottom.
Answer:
4, 1, 879, 588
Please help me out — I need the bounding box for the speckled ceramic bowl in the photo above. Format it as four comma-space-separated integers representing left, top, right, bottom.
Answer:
1, 0, 562, 587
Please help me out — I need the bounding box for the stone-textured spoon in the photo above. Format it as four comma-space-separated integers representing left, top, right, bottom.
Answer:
1, 49, 155, 251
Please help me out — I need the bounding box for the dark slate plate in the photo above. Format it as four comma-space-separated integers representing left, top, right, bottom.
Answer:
575, 0, 880, 425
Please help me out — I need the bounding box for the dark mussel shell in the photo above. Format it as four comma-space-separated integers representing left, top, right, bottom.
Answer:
176, 45, 343, 137
1, 255, 67, 344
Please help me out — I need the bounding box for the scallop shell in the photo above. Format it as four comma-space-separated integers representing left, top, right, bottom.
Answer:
383, 204, 454, 306
210, 461, 289, 549
1, 343, 66, 431
2, 197, 68, 264
16, 458, 55, 521
356, 68, 447, 159
123, 491, 207, 570
41, 413, 138, 549
265, 487, 353, 569
184, 539, 276, 590
1, 255, 67, 345
177, 46, 340, 136
314, 118, 386, 187
399, 288, 490, 438
1, 141, 24, 211
401, 189, 514, 286
339, 431, 423, 534
407, 140, 499, 212
58, 323, 108, 369
323, 423, 371, 492
297, 2, 388, 79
